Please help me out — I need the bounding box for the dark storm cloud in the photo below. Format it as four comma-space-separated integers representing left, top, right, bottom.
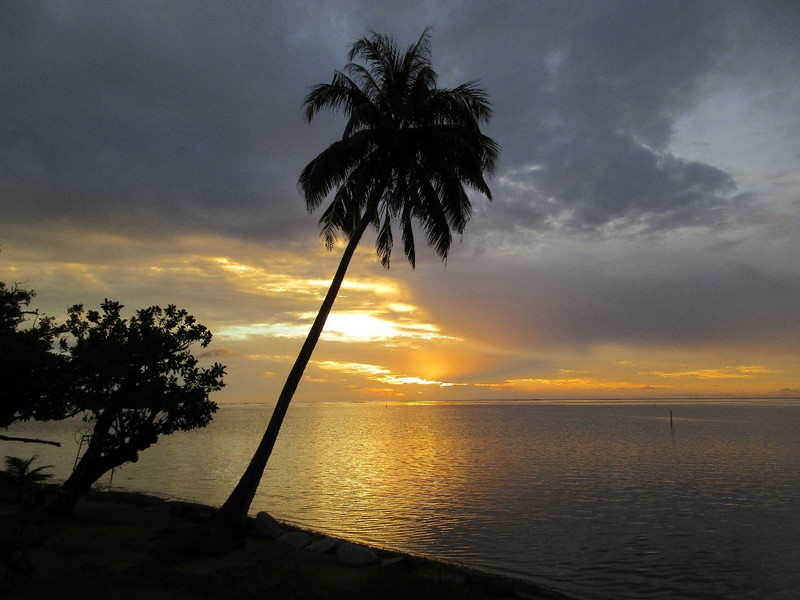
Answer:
0, 1, 459, 244
1, 1, 796, 243
420, 241, 800, 355
2, 1, 798, 399
448, 1, 751, 237
0, 2, 338, 241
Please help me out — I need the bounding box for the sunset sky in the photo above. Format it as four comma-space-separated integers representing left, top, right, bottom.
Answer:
2, 1, 798, 403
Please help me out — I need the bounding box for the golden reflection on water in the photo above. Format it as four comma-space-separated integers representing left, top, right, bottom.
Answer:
263, 405, 483, 549
5, 402, 800, 600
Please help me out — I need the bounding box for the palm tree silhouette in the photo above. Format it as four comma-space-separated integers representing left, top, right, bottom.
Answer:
214, 28, 498, 528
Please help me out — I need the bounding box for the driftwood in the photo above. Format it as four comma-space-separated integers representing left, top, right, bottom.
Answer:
0, 434, 61, 447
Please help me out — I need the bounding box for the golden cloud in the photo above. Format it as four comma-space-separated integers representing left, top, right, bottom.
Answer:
475, 376, 642, 392
198, 347, 237, 359
314, 360, 458, 388
216, 310, 458, 345
642, 365, 777, 379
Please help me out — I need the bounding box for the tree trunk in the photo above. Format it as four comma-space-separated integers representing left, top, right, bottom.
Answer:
48, 407, 117, 517
49, 456, 111, 517
212, 198, 380, 531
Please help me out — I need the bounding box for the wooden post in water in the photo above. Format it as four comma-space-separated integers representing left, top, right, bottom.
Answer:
670, 410, 673, 429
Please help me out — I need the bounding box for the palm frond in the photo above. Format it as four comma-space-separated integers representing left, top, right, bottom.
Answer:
299, 28, 496, 268
2, 454, 54, 485
401, 203, 417, 268
303, 71, 369, 123
414, 168, 453, 262
376, 208, 394, 268
298, 133, 372, 209
343, 62, 382, 104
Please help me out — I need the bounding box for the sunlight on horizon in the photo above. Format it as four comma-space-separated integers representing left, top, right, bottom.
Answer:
215, 311, 458, 345
319, 312, 458, 344
643, 365, 777, 379
314, 359, 459, 390
6, 246, 795, 403
209, 254, 463, 346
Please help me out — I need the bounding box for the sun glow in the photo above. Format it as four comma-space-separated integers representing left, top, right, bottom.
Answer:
314, 360, 458, 389
322, 313, 398, 341
206, 252, 461, 346
216, 311, 456, 345
320, 312, 455, 344
210, 256, 403, 300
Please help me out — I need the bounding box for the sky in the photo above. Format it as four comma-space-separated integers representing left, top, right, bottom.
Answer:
2, 1, 798, 404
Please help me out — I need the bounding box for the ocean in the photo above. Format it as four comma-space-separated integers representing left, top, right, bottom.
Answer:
5, 400, 799, 600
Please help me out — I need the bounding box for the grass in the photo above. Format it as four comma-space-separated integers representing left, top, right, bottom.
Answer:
0, 484, 575, 600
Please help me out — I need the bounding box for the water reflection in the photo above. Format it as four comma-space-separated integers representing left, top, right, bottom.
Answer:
4, 402, 799, 600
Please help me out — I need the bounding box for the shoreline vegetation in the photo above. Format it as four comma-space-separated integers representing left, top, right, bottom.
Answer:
1, 485, 578, 600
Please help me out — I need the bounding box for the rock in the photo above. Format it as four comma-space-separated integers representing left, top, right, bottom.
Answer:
381, 556, 405, 567
255, 511, 282, 540
307, 536, 341, 554
336, 542, 379, 567
278, 531, 313, 549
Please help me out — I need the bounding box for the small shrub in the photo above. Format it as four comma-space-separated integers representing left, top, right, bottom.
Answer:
1, 455, 53, 504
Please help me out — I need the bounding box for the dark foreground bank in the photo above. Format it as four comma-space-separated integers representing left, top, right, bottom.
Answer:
1, 486, 578, 600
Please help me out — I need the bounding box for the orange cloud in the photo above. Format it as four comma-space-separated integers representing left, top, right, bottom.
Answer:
198, 347, 237, 359
642, 365, 777, 379
475, 376, 648, 393
313, 360, 458, 388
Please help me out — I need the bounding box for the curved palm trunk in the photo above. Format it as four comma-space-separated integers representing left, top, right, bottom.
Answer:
212, 197, 380, 531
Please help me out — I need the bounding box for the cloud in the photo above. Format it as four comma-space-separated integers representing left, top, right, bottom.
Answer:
416, 232, 800, 356
642, 365, 777, 380
495, 140, 741, 236
0, 2, 327, 243
443, 2, 797, 241
1, 2, 798, 402
476, 377, 624, 392
3, 2, 797, 249
216, 310, 457, 346
314, 360, 458, 390
197, 347, 237, 360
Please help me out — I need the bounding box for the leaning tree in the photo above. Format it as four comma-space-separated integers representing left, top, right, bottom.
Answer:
214, 28, 498, 528
49, 300, 225, 516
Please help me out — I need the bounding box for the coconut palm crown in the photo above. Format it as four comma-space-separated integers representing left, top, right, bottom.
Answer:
299, 27, 498, 267
213, 29, 497, 529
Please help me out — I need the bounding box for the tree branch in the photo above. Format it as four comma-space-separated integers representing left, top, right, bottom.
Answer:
0, 434, 61, 447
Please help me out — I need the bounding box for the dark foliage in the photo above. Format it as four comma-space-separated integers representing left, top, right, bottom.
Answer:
0, 282, 70, 428
49, 300, 225, 515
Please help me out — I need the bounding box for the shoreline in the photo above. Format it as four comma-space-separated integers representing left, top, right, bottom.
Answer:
2, 486, 580, 600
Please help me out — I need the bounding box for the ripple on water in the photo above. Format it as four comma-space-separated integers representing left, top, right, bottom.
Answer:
5, 402, 800, 600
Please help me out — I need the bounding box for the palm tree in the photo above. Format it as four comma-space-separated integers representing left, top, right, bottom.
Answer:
2, 455, 53, 502
213, 28, 498, 529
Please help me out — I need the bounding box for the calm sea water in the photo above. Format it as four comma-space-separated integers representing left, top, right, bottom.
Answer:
5, 401, 800, 600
